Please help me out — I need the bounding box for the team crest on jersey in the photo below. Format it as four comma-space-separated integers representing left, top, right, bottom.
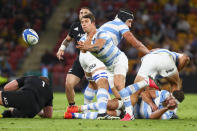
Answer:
74, 27, 78, 31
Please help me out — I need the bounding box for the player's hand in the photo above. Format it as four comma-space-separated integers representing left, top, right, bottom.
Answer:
167, 99, 177, 110
150, 103, 158, 111
76, 41, 88, 52
56, 49, 64, 60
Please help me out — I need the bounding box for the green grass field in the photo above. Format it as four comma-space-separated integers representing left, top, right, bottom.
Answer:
0, 93, 197, 131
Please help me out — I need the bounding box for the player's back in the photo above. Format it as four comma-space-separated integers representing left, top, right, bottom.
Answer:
149, 49, 181, 65
19, 76, 53, 107
99, 18, 129, 46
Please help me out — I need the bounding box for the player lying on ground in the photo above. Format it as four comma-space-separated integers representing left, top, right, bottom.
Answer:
64, 79, 162, 120
0, 76, 53, 118
64, 89, 184, 119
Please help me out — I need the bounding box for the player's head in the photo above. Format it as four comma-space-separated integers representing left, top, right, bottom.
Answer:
163, 90, 184, 108
79, 7, 92, 20
177, 53, 190, 71
81, 13, 96, 33
172, 90, 184, 103
117, 8, 134, 28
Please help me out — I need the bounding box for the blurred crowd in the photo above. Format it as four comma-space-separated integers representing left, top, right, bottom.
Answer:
0, 0, 59, 84
48, 0, 197, 79
1, 0, 197, 88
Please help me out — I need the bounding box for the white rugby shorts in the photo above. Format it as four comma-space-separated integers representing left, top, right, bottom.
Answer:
137, 53, 177, 78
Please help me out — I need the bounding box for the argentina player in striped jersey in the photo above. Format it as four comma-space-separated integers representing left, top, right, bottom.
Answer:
138, 90, 184, 119
99, 9, 149, 55
77, 13, 160, 121
128, 48, 189, 112
135, 48, 190, 92
64, 88, 184, 120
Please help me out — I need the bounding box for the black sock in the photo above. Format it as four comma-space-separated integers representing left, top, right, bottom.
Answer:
2, 110, 12, 118
69, 102, 75, 106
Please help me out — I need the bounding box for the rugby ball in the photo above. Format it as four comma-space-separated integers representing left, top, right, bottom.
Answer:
22, 29, 39, 45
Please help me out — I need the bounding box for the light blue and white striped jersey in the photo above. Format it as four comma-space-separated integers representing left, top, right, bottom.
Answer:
79, 30, 121, 67
99, 18, 130, 46
149, 49, 181, 66
139, 90, 176, 119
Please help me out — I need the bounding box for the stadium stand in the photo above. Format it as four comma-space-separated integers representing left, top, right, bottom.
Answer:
0, 0, 60, 85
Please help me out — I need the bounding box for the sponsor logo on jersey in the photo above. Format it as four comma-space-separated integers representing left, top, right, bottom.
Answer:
78, 33, 85, 37
166, 68, 174, 73
89, 64, 96, 70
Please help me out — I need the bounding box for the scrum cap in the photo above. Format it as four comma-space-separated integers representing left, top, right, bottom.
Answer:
117, 9, 134, 22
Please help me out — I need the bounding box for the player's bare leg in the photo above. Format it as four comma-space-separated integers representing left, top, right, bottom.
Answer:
65, 74, 80, 105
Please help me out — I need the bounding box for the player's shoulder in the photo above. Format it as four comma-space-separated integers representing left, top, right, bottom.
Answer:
79, 33, 87, 41
96, 29, 110, 37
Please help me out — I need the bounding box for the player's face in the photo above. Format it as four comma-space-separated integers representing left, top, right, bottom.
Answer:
81, 18, 93, 33
79, 9, 91, 20
125, 19, 133, 28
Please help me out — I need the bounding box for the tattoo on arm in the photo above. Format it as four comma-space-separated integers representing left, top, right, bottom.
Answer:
88, 46, 100, 52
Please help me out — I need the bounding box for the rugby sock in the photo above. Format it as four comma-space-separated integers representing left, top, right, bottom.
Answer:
117, 100, 124, 109
116, 110, 121, 116
97, 88, 109, 114
84, 86, 97, 105
119, 88, 133, 116
126, 79, 149, 95
73, 112, 98, 119
81, 102, 98, 111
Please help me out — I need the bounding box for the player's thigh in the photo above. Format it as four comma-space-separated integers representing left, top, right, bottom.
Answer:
137, 55, 157, 78
1, 90, 34, 109
66, 74, 81, 88
113, 53, 128, 77
159, 60, 177, 78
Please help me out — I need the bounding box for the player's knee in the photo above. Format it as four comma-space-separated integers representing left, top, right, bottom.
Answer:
114, 80, 122, 90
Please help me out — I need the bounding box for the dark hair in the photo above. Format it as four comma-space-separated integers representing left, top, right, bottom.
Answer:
80, 7, 91, 11
117, 8, 134, 22
173, 90, 184, 103
81, 13, 95, 23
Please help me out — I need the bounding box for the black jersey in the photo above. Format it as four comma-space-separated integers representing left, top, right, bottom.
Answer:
68, 21, 85, 42
16, 76, 53, 107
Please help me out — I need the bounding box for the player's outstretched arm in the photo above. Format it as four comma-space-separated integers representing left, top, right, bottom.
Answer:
56, 35, 72, 60
123, 31, 149, 55
4, 80, 19, 91
149, 99, 177, 119
149, 107, 169, 119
